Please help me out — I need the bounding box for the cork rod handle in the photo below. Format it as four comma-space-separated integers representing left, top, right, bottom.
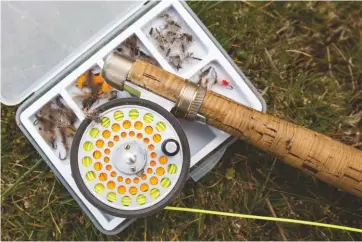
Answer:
127, 60, 362, 198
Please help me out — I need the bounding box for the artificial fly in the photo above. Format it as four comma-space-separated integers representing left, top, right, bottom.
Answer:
149, 12, 201, 70
34, 97, 77, 160
116, 35, 158, 66
219, 79, 233, 90
197, 66, 234, 90
75, 70, 117, 111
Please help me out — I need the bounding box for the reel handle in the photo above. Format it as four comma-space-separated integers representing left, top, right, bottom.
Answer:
105, 57, 362, 198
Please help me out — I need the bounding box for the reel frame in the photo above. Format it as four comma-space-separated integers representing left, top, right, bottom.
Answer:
71, 98, 190, 218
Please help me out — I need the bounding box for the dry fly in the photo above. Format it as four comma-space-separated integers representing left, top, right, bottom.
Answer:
199, 66, 218, 89
75, 70, 115, 111
166, 48, 171, 57
115, 35, 158, 66
54, 97, 77, 160
34, 102, 57, 149
149, 12, 201, 70
34, 97, 78, 160
168, 55, 182, 70
196, 66, 233, 90
84, 110, 101, 123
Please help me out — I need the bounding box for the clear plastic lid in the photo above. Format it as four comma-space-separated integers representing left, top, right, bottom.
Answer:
1, 1, 143, 105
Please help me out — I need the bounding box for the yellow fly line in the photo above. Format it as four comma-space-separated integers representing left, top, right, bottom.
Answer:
164, 206, 362, 233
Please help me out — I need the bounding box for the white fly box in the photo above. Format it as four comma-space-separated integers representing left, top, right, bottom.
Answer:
2, 1, 265, 234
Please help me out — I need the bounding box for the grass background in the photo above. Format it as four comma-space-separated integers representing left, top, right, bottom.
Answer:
1, 1, 362, 240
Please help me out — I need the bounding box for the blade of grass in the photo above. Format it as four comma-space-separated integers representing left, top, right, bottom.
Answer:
1, 159, 43, 201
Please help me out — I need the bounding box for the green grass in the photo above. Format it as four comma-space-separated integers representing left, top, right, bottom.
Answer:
1, 1, 362, 240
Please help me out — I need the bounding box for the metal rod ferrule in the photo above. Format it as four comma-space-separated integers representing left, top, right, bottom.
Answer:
172, 81, 206, 121
101, 52, 134, 91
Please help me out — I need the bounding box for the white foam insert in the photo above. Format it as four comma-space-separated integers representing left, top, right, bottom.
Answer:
20, 1, 263, 232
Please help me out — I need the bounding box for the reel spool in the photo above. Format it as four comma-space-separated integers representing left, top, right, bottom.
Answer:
71, 98, 190, 218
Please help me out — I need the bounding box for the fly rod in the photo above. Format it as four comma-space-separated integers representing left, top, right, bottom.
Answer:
101, 52, 362, 198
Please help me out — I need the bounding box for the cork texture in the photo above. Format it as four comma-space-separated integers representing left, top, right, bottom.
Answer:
201, 91, 362, 197
127, 60, 362, 197
128, 61, 185, 103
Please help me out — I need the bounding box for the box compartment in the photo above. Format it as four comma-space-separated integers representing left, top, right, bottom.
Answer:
141, 6, 208, 74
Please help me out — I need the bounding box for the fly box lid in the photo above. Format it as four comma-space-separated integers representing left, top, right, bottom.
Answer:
5, 1, 266, 235
0, 1, 145, 105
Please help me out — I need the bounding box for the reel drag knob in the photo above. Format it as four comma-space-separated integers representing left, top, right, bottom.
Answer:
161, 139, 180, 156
115, 142, 147, 175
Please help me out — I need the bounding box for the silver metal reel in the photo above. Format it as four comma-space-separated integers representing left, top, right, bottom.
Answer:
71, 98, 190, 218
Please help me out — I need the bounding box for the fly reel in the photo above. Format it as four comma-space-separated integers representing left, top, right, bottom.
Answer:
71, 98, 190, 218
